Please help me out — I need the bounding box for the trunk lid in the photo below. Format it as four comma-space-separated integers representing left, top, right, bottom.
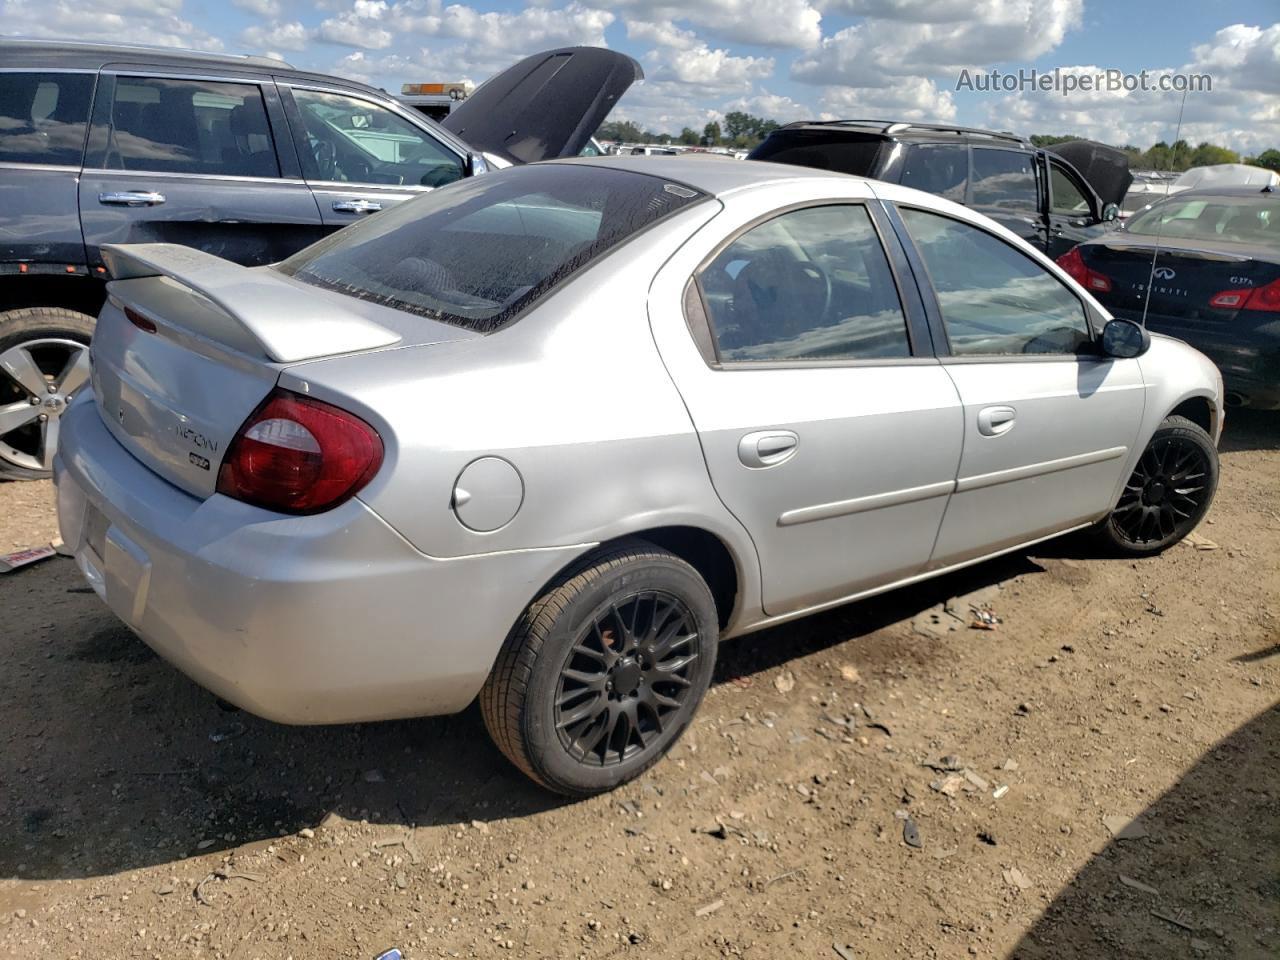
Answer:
92, 243, 474, 498
441, 46, 642, 164
1079, 236, 1280, 327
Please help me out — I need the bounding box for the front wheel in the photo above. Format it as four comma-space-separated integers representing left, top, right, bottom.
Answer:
1095, 414, 1219, 556
480, 540, 719, 796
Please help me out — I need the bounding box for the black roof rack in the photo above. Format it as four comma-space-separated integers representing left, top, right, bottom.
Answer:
779, 118, 1026, 145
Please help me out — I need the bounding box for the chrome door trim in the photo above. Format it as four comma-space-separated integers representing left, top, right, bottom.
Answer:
82, 168, 305, 185
778, 479, 955, 527
0, 161, 83, 173
955, 445, 1127, 493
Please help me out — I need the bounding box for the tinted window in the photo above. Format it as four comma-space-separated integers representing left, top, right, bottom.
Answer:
108, 77, 279, 177
749, 131, 884, 177
697, 205, 910, 362
900, 144, 968, 202
0, 72, 93, 166
292, 89, 464, 188
1125, 194, 1277, 245
971, 148, 1037, 212
1049, 163, 1091, 215
278, 165, 706, 333
900, 208, 1089, 356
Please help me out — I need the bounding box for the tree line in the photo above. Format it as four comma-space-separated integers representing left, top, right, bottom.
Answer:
598, 115, 1279, 173
1029, 135, 1279, 173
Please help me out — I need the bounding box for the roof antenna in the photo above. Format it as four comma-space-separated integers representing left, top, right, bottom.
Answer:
1140, 87, 1190, 328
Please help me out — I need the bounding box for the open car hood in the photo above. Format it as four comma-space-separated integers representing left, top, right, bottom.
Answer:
1048, 140, 1133, 209
442, 46, 642, 164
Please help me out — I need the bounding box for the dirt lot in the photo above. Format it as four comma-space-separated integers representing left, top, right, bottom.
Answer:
1, 412, 1277, 960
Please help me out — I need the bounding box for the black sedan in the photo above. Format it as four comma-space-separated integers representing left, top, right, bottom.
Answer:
1057, 187, 1279, 409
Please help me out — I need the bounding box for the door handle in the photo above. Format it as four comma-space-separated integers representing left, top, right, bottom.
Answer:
98, 191, 165, 207
332, 199, 383, 214
976, 405, 1016, 437
738, 430, 798, 468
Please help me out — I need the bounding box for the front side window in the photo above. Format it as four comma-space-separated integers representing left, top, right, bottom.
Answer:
971, 148, 1038, 212
291, 89, 464, 188
107, 77, 279, 177
277, 164, 706, 333
697, 205, 911, 362
0, 72, 93, 166
900, 207, 1090, 356
900, 144, 969, 203
1049, 163, 1091, 215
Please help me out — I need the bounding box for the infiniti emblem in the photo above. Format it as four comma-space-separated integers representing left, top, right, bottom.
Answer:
1153, 266, 1176, 280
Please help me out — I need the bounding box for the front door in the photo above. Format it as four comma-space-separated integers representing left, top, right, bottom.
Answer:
894, 205, 1147, 567
655, 199, 964, 616
1045, 157, 1103, 258
281, 86, 466, 230
79, 71, 323, 268
969, 145, 1047, 252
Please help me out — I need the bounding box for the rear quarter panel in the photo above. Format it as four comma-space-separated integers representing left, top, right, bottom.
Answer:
279, 201, 761, 610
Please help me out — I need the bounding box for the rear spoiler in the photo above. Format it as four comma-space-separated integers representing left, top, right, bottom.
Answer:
101, 243, 401, 363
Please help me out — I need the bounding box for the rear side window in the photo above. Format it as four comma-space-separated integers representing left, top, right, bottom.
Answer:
106, 77, 279, 178
900, 207, 1090, 356
900, 144, 968, 202
971, 148, 1038, 212
0, 72, 93, 166
1049, 163, 1091, 215
697, 205, 910, 362
749, 131, 884, 177
278, 164, 707, 333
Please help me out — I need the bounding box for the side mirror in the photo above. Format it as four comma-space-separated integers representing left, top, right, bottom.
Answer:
1101, 202, 1120, 222
1101, 318, 1150, 358
467, 151, 489, 176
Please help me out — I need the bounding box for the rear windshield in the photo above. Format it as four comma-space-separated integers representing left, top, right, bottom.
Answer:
749, 131, 884, 177
1125, 194, 1276, 245
276, 164, 707, 333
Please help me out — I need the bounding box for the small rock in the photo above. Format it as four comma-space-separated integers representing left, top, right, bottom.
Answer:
394, 872, 408, 890
902, 818, 922, 848
1103, 815, 1150, 840
362, 769, 385, 783
1003, 867, 1032, 890
196, 839, 216, 850
298, 828, 315, 839
774, 671, 796, 694
839, 664, 861, 683
962, 769, 990, 791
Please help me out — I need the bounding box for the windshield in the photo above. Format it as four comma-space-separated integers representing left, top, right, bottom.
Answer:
1125, 194, 1276, 245
276, 164, 707, 333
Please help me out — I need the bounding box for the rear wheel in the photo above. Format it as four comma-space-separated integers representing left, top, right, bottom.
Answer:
1095, 415, 1218, 556
481, 540, 718, 796
0, 308, 95, 481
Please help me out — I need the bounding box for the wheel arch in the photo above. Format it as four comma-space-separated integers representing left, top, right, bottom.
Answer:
1165, 394, 1216, 440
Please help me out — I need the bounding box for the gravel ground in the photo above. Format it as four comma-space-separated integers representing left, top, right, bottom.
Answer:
0, 411, 1277, 960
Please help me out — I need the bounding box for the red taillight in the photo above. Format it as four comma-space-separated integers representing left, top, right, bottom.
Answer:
124, 306, 157, 333
1209, 277, 1280, 312
216, 389, 383, 514
1055, 247, 1112, 293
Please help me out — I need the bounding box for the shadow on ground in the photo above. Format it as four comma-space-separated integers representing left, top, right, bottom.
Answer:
1009, 701, 1280, 959
0, 547, 1040, 882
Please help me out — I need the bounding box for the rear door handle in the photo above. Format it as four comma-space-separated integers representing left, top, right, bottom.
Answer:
332, 199, 383, 214
977, 405, 1016, 437
98, 191, 165, 207
738, 430, 798, 468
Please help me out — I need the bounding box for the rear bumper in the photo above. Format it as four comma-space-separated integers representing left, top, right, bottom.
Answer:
53, 394, 585, 724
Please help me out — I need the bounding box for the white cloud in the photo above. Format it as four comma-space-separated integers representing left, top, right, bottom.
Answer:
626, 19, 700, 52
0, 0, 220, 49
1191, 22, 1280, 95
724, 91, 813, 121
241, 20, 308, 52
392, 0, 613, 49
579, 0, 822, 49
232, 0, 282, 17
316, 1, 394, 49
819, 76, 956, 120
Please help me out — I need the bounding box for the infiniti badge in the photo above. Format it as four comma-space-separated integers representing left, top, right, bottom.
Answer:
1153, 266, 1176, 280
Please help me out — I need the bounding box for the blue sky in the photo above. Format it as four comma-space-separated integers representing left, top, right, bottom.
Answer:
4, 0, 1278, 152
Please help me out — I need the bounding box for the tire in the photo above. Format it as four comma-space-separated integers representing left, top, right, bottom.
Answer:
0, 307, 95, 481
480, 539, 719, 796
1094, 414, 1219, 556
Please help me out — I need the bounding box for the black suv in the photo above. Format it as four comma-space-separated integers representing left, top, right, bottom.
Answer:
0, 40, 639, 478
749, 120, 1129, 259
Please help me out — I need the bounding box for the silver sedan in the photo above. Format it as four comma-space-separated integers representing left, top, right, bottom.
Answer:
54, 156, 1223, 794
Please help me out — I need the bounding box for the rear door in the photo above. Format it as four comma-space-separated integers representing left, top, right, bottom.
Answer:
892, 204, 1146, 567
0, 69, 95, 270
1045, 156, 1103, 257
969, 146, 1047, 252
79, 69, 324, 269
652, 190, 964, 617
280, 84, 467, 229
